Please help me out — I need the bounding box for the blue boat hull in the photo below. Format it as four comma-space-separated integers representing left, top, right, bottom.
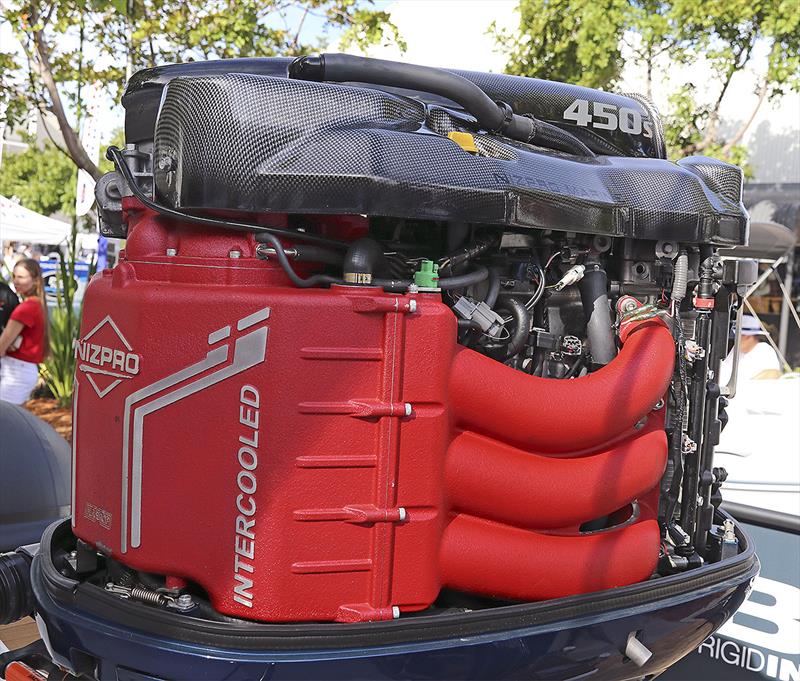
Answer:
30, 517, 758, 681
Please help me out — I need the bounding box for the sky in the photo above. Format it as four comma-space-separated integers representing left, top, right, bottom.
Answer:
2, 1, 798, 182
352, 0, 798, 183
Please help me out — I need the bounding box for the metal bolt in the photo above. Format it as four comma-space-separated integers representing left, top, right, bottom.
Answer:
176, 594, 195, 611
166, 248, 177, 257
404, 403, 413, 417
229, 250, 241, 259
398, 507, 407, 522
722, 518, 736, 541
392, 606, 401, 619
407, 299, 418, 313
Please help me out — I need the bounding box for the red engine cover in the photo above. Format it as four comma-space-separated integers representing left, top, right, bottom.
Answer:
72, 203, 674, 622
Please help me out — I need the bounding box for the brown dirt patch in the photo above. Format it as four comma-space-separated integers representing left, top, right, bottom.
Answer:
22, 397, 72, 443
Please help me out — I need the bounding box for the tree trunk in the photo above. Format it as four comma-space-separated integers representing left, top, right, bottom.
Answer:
29, 19, 101, 180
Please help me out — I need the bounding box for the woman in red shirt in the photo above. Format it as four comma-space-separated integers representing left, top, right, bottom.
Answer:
0, 259, 50, 404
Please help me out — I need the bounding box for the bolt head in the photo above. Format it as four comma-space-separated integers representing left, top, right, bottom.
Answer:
176, 594, 195, 610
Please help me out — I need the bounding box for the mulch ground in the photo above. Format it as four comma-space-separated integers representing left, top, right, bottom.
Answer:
22, 397, 72, 443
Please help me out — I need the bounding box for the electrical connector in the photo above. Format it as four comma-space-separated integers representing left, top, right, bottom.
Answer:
552, 264, 586, 291
453, 297, 505, 337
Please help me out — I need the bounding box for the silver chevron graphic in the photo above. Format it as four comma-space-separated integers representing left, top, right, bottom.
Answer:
120, 307, 270, 553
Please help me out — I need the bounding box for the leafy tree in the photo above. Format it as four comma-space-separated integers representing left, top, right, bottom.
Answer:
0, 135, 77, 215
1, 1, 403, 182
489, 0, 630, 90
491, 0, 799, 164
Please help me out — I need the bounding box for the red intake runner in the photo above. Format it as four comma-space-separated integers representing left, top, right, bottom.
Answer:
446, 415, 667, 530
449, 319, 675, 452
440, 513, 661, 600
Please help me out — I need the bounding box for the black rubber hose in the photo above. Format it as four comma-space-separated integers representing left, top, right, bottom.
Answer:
109, 147, 340, 289
439, 237, 495, 275
373, 265, 489, 293
291, 53, 507, 133
528, 118, 596, 157
579, 262, 616, 367
256, 231, 341, 288
0, 551, 34, 625
290, 54, 593, 156
293, 245, 344, 266
484, 268, 501, 308
457, 318, 482, 331
252, 239, 345, 267
485, 298, 530, 359
564, 355, 585, 379
438, 266, 490, 290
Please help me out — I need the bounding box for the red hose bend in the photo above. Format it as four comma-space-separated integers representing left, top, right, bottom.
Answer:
449, 318, 675, 453
446, 415, 667, 530
440, 513, 661, 600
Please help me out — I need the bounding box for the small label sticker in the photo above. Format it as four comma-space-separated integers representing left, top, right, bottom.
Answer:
84, 502, 112, 529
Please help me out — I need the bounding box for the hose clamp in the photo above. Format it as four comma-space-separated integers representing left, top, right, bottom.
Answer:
493, 100, 515, 134
522, 113, 540, 144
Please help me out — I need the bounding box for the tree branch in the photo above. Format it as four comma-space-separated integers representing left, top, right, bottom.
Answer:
721, 80, 767, 155
28, 7, 101, 180
292, 7, 309, 51
36, 109, 73, 160
696, 34, 755, 152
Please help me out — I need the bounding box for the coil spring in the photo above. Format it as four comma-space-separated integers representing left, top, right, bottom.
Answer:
130, 586, 166, 606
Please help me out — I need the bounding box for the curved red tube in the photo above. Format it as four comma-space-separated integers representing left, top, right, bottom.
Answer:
440, 513, 660, 601
446, 416, 667, 529
449, 318, 674, 452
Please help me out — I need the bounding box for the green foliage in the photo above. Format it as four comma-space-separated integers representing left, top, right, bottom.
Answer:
1, 0, 404, 130
489, 0, 629, 89
662, 85, 752, 175
493, 0, 799, 164
0, 136, 77, 216
338, 8, 407, 54
98, 128, 125, 174
40, 304, 79, 408
39, 219, 96, 407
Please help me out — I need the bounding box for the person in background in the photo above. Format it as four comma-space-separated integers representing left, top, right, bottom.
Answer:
0, 259, 49, 404
719, 314, 782, 387
0, 279, 19, 332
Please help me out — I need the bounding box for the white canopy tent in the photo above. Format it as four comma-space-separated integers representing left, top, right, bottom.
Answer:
0, 195, 71, 245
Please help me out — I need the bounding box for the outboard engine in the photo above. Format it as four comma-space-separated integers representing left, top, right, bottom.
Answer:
0, 55, 760, 680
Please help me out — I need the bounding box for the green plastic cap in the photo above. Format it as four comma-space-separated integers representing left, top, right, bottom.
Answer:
414, 260, 440, 288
